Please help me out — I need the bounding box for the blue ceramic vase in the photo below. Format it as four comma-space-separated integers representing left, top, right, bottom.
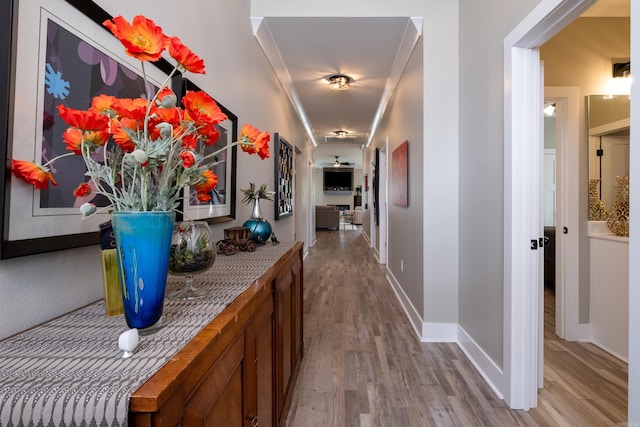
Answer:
112, 211, 175, 331
243, 198, 272, 244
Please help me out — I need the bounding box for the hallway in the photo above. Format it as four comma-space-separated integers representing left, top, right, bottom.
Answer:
283, 230, 627, 426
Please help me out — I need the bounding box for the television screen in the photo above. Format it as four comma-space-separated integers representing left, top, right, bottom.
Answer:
323, 168, 353, 191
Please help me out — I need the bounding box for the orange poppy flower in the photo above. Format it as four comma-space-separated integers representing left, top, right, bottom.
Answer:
240, 123, 261, 141
254, 131, 271, 160
181, 91, 227, 125
197, 192, 212, 202
111, 118, 139, 152
180, 133, 198, 149
11, 160, 57, 189
194, 169, 218, 194
90, 94, 117, 114
237, 124, 270, 158
168, 37, 206, 74
63, 128, 83, 155
197, 123, 220, 146
112, 98, 148, 121
103, 15, 168, 62
180, 150, 196, 168
73, 182, 92, 198
57, 105, 109, 131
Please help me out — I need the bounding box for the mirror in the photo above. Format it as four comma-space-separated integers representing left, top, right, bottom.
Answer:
587, 95, 630, 217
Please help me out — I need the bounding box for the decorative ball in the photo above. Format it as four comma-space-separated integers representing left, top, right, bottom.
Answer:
243, 218, 272, 244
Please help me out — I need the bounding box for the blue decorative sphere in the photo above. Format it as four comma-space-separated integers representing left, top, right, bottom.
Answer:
243, 218, 272, 244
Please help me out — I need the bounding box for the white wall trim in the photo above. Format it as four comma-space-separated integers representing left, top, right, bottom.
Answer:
361, 229, 371, 246
385, 270, 422, 339
422, 323, 457, 343
458, 325, 505, 400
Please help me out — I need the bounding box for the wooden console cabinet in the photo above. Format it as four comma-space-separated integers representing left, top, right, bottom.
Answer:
129, 242, 303, 427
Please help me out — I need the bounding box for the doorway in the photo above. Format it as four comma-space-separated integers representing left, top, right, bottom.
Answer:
503, 0, 598, 410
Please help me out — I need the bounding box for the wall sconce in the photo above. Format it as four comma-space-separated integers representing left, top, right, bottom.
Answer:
613, 61, 630, 78
327, 74, 352, 90
543, 103, 556, 117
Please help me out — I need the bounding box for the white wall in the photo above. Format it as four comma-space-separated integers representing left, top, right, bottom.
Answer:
0, 0, 308, 339
458, 0, 543, 370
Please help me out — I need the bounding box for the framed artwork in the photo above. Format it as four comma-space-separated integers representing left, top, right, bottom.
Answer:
174, 78, 237, 223
391, 141, 409, 207
1, 0, 173, 258
274, 133, 293, 220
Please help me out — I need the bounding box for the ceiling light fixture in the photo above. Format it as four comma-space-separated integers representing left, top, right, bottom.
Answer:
327, 74, 352, 90
334, 130, 349, 137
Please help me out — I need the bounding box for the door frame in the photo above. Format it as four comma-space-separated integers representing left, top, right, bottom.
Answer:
378, 138, 389, 264
503, 0, 596, 410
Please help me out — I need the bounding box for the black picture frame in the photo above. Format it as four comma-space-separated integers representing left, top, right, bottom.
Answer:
373, 148, 380, 226
274, 133, 293, 220
0, 0, 174, 259
173, 78, 237, 224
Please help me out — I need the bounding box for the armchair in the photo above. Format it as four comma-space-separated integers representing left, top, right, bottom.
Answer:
315, 205, 340, 229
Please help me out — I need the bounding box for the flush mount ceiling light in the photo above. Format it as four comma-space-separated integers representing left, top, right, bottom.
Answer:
334, 130, 349, 137
327, 74, 352, 90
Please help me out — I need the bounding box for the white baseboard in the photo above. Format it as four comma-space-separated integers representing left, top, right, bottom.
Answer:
578, 339, 628, 363
457, 325, 505, 399
421, 323, 457, 342
385, 269, 457, 342
385, 270, 422, 339
385, 270, 505, 401
361, 231, 371, 246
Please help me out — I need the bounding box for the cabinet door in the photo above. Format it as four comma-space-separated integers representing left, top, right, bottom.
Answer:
291, 257, 303, 368
245, 297, 274, 427
275, 268, 293, 422
184, 333, 245, 427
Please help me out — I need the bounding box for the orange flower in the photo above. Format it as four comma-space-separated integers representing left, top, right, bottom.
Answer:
91, 94, 117, 114
239, 124, 270, 158
63, 128, 109, 153
197, 123, 220, 146
84, 129, 111, 147
180, 150, 196, 168
11, 160, 57, 189
112, 98, 148, 121
194, 169, 218, 194
181, 91, 227, 125
180, 133, 198, 149
63, 128, 83, 155
240, 123, 261, 142
168, 37, 205, 74
197, 192, 212, 202
57, 105, 109, 131
73, 182, 92, 198
103, 15, 168, 62
111, 118, 139, 152
254, 131, 270, 160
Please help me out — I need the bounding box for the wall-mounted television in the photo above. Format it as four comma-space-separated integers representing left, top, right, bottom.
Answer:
323, 167, 354, 191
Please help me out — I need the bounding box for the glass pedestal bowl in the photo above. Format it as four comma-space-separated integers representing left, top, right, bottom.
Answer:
168, 221, 216, 300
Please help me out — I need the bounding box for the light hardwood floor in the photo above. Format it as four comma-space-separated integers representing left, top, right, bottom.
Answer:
283, 229, 628, 426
